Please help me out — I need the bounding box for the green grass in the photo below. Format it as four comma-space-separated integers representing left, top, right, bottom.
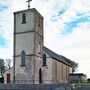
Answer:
79, 82, 90, 85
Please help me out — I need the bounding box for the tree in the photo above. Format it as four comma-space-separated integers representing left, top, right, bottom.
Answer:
0, 59, 4, 75
72, 62, 78, 73
0, 75, 4, 83
5, 59, 12, 70
87, 78, 90, 82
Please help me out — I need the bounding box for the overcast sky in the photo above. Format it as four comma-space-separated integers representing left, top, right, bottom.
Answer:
0, 0, 90, 77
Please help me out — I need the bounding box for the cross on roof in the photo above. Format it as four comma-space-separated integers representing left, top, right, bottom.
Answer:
26, 0, 32, 9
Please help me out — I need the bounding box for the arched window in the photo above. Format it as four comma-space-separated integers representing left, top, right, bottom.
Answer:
22, 13, 26, 24
21, 50, 26, 66
43, 54, 46, 66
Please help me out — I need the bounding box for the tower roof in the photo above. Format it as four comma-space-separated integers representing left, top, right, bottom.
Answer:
14, 8, 43, 18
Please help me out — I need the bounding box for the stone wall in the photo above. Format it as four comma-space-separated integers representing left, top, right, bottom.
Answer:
0, 84, 71, 90
1, 84, 90, 90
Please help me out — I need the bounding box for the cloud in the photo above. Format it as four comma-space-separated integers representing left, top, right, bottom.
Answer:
0, 4, 8, 11
61, 15, 90, 35
42, 0, 90, 77
0, 0, 90, 77
0, 0, 13, 59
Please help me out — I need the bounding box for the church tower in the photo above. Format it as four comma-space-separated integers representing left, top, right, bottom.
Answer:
13, 8, 43, 84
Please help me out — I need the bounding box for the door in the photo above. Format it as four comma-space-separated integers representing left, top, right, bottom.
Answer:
7, 73, 11, 83
39, 68, 42, 83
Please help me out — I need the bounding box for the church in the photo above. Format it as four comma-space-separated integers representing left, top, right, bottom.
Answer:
4, 6, 77, 84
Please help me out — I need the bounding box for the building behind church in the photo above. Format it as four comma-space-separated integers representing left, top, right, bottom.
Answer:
4, 8, 78, 84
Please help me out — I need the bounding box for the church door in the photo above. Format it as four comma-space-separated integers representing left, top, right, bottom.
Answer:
39, 68, 42, 83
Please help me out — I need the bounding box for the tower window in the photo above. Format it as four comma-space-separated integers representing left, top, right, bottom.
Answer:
43, 54, 46, 66
21, 50, 26, 66
22, 13, 26, 24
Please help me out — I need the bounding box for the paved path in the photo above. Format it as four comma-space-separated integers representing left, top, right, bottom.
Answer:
77, 85, 90, 90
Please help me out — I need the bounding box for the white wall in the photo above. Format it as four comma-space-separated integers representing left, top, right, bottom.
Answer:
4, 68, 13, 84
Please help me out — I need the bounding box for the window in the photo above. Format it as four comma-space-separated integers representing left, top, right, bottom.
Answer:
22, 13, 26, 24
21, 50, 26, 66
43, 54, 46, 66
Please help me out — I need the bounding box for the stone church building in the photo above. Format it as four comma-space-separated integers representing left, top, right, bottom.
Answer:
4, 8, 77, 84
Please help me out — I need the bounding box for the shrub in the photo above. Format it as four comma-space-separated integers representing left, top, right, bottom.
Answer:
0, 75, 4, 83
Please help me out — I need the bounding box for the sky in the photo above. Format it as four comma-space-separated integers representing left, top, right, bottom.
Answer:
0, 0, 90, 77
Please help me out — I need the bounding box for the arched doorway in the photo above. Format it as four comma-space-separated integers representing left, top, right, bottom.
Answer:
39, 68, 42, 83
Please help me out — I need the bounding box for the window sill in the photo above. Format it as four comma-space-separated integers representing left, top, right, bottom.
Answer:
21, 22, 27, 24
21, 65, 25, 67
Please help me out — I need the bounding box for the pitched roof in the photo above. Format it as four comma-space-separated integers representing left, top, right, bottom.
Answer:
69, 73, 86, 76
43, 46, 77, 68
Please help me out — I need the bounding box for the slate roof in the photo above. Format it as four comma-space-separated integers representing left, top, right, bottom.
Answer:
69, 73, 86, 76
43, 46, 77, 68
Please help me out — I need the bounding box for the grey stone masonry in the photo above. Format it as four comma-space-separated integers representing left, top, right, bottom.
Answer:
0, 84, 71, 90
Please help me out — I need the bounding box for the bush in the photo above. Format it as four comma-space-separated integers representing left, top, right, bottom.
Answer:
0, 76, 4, 83
87, 78, 90, 82
70, 80, 79, 83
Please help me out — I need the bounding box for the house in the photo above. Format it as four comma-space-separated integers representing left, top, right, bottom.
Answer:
4, 8, 77, 84
69, 73, 87, 83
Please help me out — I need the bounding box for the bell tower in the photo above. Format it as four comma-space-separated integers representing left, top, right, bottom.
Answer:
13, 8, 43, 84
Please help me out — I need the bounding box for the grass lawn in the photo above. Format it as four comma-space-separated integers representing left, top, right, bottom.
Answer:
79, 82, 90, 85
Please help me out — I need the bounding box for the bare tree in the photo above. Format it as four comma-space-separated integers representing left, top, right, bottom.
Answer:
5, 59, 12, 69
0, 59, 4, 75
